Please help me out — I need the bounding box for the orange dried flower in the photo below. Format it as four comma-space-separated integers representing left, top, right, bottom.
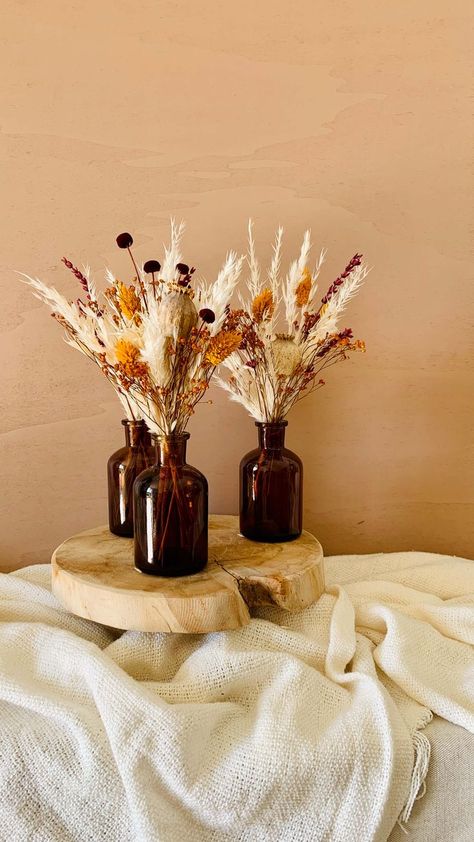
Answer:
354, 339, 366, 352
295, 268, 312, 307
117, 281, 140, 321
205, 331, 242, 366
115, 340, 149, 378
251, 288, 274, 324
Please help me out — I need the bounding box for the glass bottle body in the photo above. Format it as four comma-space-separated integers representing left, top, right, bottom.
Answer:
107, 419, 155, 538
240, 422, 302, 542
134, 433, 208, 576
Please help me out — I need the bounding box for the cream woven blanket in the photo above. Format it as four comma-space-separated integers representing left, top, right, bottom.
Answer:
0, 551, 472, 842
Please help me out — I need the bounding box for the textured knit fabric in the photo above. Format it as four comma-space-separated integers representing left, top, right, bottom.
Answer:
388, 716, 474, 842
0, 551, 472, 842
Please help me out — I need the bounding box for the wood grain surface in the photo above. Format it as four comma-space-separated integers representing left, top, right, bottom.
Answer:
1, 1, 472, 571
51, 515, 325, 633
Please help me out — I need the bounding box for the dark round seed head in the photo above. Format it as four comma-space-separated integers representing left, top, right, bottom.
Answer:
199, 308, 216, 324
176, 262, 189, 275
116, 232, 133, 249
143, 259, 161, 274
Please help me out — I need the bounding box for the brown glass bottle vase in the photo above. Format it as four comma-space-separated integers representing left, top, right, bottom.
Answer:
240, 421, 303, 542
134, 433, 208, 576
107, 419, 155, 538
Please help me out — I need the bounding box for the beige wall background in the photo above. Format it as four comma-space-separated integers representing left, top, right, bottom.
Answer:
1, 0, 472, 571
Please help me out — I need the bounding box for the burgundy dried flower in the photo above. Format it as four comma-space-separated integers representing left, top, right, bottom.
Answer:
176, 263, 189, 275
143, 260, 161, 274
301, 311, 320, 339
116, 232, 133, 249
62, 257, 91, 300
199, 308, 216, 324
116, 232, 142, 281
321, 253, 362, 305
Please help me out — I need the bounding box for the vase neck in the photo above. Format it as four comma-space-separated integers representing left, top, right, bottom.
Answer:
155, 433, 189, 466
122, 419, 150, 449
257, 421, 287, 451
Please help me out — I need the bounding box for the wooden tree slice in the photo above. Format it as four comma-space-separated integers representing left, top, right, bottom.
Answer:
51, 515, 325, 634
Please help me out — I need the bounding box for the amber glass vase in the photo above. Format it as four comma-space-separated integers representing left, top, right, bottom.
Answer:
107, 420, 154, 538
240, 421, 303, 542
134, 433, 208, 576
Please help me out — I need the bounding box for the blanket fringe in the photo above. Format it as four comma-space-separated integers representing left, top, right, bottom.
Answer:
397, 724, 432, 829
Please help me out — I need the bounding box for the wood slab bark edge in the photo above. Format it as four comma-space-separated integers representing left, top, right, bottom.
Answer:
51, 514, 325, 633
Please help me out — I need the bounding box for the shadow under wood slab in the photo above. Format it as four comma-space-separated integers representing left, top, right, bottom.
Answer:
51, 515, 325, 633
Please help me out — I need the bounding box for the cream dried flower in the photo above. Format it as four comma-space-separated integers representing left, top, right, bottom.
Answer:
270, 335, 302, 377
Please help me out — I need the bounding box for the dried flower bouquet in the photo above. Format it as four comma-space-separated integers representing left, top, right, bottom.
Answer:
21, 221, 244, 433
217, 222, 368, 422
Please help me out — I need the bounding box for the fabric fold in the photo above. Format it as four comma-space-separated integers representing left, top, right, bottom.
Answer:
0, 551, 472, 842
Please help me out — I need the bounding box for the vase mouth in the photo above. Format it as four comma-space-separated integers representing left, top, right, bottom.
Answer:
255, 420, 288, 428
121, 418, 147, 427
155, 431, 191, 441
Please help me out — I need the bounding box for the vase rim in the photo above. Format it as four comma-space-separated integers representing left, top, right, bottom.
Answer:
255, 420, 288, 428
121, 418, 147, 427
154, 431, 191, 441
